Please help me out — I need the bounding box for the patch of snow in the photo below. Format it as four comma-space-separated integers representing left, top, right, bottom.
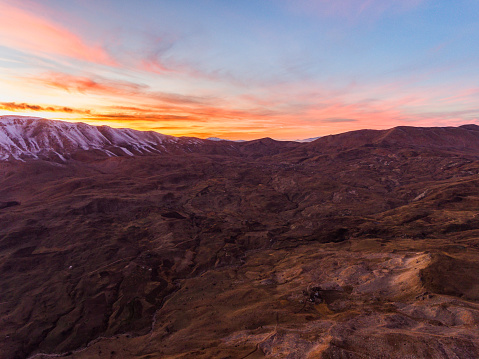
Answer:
207, 137, 246, 142
119, 147, 134, 156
294, 136, 321, 143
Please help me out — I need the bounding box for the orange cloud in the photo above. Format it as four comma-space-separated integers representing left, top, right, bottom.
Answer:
9, 72, 412, 139
10, 69, 479, 140
0, 102, 90, 114
27, 72, 287, 123
0, 1, 113, 65
33, 72, 208, 106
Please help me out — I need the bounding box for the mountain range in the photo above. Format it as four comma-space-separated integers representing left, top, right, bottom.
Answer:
0, 116, 306, 161
0, 116, 224, 161
2, 116, 479, 359
3, 116, 479, 162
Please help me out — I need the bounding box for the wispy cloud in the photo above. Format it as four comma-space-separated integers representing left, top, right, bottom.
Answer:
15, 72, 286, 129
14, 69, 478, 139
0, 1, 114, 65
0, 102, 90, 114
93, 113, 207, 123
322, 118, 358, 123
31, 72, 210, 106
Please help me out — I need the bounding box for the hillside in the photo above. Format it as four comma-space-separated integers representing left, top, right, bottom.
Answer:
1, 117, 479, 358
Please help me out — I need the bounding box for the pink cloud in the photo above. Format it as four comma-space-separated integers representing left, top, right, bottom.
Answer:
10, 69, 479, 140
32, 72, 211, 108
0, 1, 114, 65
440, 88, 479, 105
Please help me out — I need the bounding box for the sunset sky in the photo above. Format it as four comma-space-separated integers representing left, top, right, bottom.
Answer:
1, 0, 479, 140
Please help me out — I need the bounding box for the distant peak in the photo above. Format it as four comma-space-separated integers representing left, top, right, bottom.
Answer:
206, 137, 246, 143
459, 124, 479, 131
294, 136, 321, 143
206, 137, 230, 142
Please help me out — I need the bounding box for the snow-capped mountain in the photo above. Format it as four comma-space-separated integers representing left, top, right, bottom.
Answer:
294, 136, 321, 143
0, 116, 305, 162
207, 136, 319, 143
206, 137, 246, 142
0, 116, 206, 161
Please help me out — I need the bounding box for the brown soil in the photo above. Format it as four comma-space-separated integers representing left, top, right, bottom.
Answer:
2, 125, 479, 358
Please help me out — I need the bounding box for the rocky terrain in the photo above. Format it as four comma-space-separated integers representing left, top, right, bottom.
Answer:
2, 117, 479, 358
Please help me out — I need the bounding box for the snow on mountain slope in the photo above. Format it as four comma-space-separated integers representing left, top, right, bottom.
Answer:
294, 136, 321, 143
0, 116, 194, 161
206, 137, 246, 142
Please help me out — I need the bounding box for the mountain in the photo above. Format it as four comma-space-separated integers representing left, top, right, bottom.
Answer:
206, 136, 228, 141
206, 137, 247, 142
309, 125, 479, 152
2, 117, 479, 358
0, 116, 206, 161
0, 116, 297, 161
293, 136, 321, 142
207, 136, 321, 143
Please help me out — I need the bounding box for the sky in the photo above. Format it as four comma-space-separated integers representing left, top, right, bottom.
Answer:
1, 0, 479, 140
